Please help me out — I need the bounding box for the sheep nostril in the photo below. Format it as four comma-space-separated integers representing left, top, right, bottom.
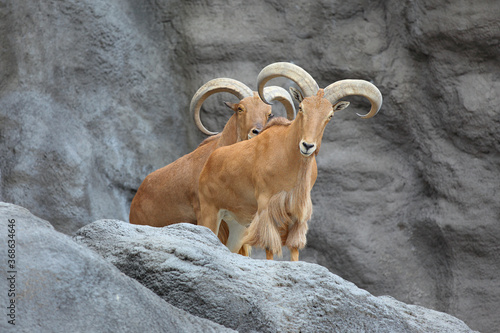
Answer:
302, 142, 314, 150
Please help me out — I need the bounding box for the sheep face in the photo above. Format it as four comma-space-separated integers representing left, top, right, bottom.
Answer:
290, 87, 350, 157
225, 94, 274, 141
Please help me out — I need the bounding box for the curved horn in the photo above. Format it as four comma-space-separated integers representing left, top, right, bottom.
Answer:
257, 62, 319, 105
324, 80, 383, 119
191, 78, 253, 135
263, 86, 296, 120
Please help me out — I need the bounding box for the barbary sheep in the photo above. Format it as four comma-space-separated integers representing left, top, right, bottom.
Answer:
197, 63, 382, 260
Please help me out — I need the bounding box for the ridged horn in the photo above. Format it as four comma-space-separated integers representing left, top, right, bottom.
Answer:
263, 86, 296, 120
257, 62, 319, 105
191, 78, 253, 135
324, 80, 383, 119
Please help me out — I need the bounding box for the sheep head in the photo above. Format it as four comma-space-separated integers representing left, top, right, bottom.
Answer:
191, 78, 295, 141
257, 62, 382, 156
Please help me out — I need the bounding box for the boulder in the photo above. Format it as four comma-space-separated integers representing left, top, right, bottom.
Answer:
0, 202, 235, 333
75, 220, 476, 333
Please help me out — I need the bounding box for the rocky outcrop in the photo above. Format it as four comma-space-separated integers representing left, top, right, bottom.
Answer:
75, 219, 476, 333
0, 202, 235, 332
1, 1, 498, 332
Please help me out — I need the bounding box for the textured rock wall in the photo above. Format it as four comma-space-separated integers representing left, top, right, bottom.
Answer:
0, 1, 498, 332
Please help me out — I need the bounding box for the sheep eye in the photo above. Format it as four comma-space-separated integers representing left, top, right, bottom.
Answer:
268, 113, 274, 119
298, 106, 303, 113
237, 107, 244, 113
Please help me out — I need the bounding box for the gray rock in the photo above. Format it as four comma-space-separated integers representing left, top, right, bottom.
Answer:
75, 220, 476, 333
0, 202, 235, 333
1, 0, 498, 332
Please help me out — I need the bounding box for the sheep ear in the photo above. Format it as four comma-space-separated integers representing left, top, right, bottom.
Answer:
289, 87, 304, 103
333, 101, 350, 112
224, 102, 237, 111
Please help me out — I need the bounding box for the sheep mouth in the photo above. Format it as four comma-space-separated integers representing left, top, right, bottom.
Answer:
300, 147, 315, 156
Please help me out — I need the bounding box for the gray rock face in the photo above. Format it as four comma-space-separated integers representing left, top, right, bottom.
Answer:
1, 1, 498, 332
0, 0, 192, 235
0, 202, 235, 333
75, 220, 476, 333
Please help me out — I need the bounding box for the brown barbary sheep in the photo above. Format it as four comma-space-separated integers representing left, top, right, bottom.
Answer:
197, 63, 382, 261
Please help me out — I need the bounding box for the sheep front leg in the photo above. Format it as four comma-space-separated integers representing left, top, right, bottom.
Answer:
239, 244, 251, 257
286, 220, 308, 262
197, 197, 222, 237
266, 250, 274, 260
289, 248, 299, 261
242, 194, 283, 259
